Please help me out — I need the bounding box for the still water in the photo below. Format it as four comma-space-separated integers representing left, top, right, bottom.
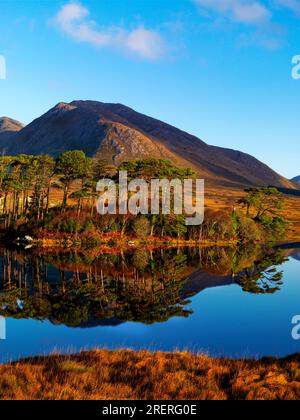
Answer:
0, 245, 299, 362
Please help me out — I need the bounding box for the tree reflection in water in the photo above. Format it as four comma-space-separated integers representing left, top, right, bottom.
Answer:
0, 245, 288, 327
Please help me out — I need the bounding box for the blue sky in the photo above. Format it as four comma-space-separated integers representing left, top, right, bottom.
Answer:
0, 0, 300, 178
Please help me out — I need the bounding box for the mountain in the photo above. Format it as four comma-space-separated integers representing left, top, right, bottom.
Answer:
0, 100, 294, 189
291, 176, 300, 185
0, 117, 24, 148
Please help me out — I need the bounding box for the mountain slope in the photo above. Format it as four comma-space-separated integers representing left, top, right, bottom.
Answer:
0, 101, 294, 189
291, 176, 300, 185
0, 117, 24, 149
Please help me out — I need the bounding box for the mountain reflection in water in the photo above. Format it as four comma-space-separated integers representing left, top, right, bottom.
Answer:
0, 245, 288, 328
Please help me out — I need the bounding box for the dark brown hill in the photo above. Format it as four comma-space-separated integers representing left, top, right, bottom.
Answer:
0, 101, 293, 189
0, 117, 24, 149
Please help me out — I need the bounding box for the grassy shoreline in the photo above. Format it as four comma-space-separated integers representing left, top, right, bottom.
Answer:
1, 349, 300, 400
33, 235, 240, 249
10, 233, 300, 254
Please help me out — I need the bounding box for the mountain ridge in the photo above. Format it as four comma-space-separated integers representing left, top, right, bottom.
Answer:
0, 100, 294, 189
291, 176, 300, 185
0, 117, 24, 148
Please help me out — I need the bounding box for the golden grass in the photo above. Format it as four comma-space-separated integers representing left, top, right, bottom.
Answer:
1, 349, 300, 400
205, 187, 300, 242
32, 183, 300, 249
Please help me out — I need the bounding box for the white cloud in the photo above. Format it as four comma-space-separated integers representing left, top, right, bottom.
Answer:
52, 2, 165, 60
194, 0, 271, 24
124, 27, 165, 60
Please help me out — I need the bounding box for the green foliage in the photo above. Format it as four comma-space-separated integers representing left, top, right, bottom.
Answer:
231, 211, 240, 238
0, 246, 289, 329
83, 221, 95, 233
0, 152, 288, 244
56, 151, 91, 183
164, 214, 187, 238
61, 218, 81, 234
239, 249, 287, 294
237, 216, 262, 243
239, 187, 284, 219
237, 187, 287, 242
119, 159, 194, 181
132, 250, 150, 270
132, 216, 150, 239
256, 215, 288, 241
56, 150, 92, 210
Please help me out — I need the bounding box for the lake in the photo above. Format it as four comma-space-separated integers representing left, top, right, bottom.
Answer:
0, 244, 299, 362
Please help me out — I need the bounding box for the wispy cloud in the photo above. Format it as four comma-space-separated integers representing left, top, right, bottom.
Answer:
194, 0, 271, 25
52, 2, 166, 60
192, 0, 300, 49
274, 0, 300, 14
194, 0, 300, 23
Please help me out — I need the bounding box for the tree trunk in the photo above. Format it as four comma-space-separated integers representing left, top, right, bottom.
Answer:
62, 185, 68, 212
45, 187, 50, 214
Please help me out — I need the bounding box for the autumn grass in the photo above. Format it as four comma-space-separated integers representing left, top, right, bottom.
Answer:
40, 185, 300, 246
205, 187, 300, 242
34, 233, 239, 251
1, 349, 300, 400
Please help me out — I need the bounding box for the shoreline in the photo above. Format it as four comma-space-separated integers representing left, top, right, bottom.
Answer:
0, 349, 300, 400
4, 235, 300, 254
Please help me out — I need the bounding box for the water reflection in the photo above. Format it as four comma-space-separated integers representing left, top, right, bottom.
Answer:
0, 245, 287, 328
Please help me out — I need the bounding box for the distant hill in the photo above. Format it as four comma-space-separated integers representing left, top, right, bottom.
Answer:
0, 100, 295, 189
291, 176, 300, 185
0, 117, 24, 149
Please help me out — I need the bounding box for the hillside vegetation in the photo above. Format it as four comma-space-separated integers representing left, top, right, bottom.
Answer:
0, 153, 290, 245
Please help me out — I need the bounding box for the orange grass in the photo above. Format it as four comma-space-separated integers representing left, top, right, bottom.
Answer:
205, 187, 300, 241
1, 349, 300, 400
